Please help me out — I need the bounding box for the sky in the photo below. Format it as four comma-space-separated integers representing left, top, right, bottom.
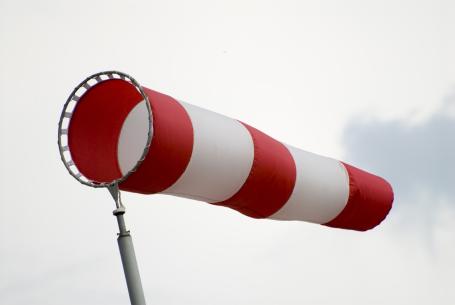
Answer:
1, 0, 454, 304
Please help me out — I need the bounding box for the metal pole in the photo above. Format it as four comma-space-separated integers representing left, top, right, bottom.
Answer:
114, 209, 146, 305
109, 185, 146, 305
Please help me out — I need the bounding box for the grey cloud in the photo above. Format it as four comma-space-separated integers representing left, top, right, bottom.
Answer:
342, 98, 455, 223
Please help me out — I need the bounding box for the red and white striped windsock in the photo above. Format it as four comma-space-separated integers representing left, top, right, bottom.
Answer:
60, 72, 393, 231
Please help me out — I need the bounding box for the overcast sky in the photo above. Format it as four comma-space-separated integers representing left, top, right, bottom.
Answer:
1, 1, 454, 304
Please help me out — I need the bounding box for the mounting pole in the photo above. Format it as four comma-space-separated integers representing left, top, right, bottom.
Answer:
108, 184, 147, 305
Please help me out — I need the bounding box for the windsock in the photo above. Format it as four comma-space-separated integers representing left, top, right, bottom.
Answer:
59, 72, 393, 231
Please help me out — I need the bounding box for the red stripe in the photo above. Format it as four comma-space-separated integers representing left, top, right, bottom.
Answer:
213, 123, 296, 218
68, 79, 143, 183
324, 163, 394, 231
120, 87, 193, 194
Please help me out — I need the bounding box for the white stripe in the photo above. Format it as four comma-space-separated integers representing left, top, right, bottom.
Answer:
117, 100, 151, 175
162, 101, 254, 202
269, 146, 349, 224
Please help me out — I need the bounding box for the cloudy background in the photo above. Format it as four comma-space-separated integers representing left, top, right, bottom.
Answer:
1, 0, 454, 304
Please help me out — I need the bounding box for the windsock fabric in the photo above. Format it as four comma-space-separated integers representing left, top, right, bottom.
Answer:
68, 79, 393, 231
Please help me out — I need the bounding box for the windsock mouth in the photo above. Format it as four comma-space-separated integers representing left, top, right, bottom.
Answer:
58, 71, 153, 188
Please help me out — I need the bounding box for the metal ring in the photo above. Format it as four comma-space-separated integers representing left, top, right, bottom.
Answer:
57, 71, 153, 188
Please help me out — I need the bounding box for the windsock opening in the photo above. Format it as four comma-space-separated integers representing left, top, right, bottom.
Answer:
59, 73, 152, 186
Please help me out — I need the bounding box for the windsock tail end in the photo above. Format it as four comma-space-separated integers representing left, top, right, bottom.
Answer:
324, 163, 394, 231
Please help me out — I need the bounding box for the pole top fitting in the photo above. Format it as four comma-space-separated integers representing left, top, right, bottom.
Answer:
113, 206, 126, 216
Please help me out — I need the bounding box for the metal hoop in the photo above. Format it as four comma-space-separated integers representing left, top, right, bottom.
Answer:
57, 71, 153, 188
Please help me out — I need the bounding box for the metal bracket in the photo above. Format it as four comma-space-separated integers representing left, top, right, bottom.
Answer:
108, 184, 125, 215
